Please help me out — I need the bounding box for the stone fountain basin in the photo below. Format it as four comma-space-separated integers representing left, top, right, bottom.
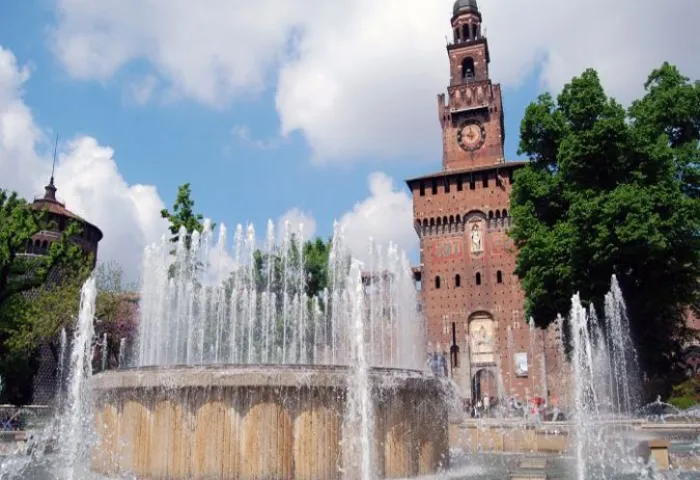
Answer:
90, 364, 449, 480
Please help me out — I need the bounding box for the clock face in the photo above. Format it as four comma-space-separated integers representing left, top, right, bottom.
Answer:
457, 120, 486, 152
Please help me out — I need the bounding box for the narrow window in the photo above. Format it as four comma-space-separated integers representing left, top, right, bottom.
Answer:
457, 177, 463, 191
461, 56, 475, 80
502, 209, 508, 218
455, 274, 461, 287
469, 174, 476, 190
497, 271, 503, 284
475, 272, 482, 286
435, 276, 441, 289
419, 182, 425, 196
508, 169, 515, 184
496, 173, 503, 187
445, 179, 450, 193
432, 181, 438, 195
482, 173, 488, 188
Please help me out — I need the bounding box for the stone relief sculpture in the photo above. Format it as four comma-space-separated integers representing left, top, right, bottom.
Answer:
471, 223, 482, 253
469, 316, 494, 357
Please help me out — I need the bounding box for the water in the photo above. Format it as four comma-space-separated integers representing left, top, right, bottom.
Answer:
59, 277, 97, 480
2, 220, 428, 480
131, 221, 424, 478
567, 275, 642, 479
343, 261, 376, 479
136, 220, 424, 370
605, 276, 639, 417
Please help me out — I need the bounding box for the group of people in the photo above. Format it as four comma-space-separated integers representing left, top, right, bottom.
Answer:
0, 411, 25, 431
463, 395, 565, 422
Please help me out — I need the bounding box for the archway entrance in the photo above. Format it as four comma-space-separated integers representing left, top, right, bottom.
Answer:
472, 369, 497, 403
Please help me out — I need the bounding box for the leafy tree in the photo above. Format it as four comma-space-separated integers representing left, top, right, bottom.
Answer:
303, 238, 331, 297
0, 190, 85, 306
0, 188, 90, 404
667, 375, 700, 410
251, 236, 332, 299
509, 64, 700, 384
160, 183, 213, 247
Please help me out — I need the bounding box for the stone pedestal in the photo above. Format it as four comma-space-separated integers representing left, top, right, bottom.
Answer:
91, 365, 449, 479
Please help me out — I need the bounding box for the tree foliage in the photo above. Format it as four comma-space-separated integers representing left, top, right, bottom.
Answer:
0, 190, 85, 306
160, 183, 212, 247
251, 235, 333, 300
509, 63, 700, 380
667, 375, 700, 410
0, 188, 92, 404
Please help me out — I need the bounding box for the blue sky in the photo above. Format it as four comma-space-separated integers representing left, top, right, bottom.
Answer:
0, 0, 696, 279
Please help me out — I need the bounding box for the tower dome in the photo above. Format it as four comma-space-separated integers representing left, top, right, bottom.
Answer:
453, 0, 479, 15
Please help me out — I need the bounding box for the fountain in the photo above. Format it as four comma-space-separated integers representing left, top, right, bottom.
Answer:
88, 220, 449, 479
565, 275, 650, 479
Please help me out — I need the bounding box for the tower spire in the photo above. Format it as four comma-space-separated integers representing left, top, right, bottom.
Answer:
44, 134, 58, 201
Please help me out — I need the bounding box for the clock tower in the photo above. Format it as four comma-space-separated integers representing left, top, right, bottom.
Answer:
405, 0, 569, 407
438, 0, 505, 171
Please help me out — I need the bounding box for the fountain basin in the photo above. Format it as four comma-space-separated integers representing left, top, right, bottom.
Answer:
90, 365, 449, 479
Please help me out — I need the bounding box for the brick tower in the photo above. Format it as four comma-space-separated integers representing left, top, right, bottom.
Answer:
406, 0, 566, 407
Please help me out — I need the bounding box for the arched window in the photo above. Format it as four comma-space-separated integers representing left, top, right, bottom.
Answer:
471, 24, 478, 39
488, 211, 494, 219
502, 209, 508, 218
461, 57, 475, 80
455, 274, 461, 287
497, 270, 503, 284
495, 210, 501, 219
461, 25, 470, 42
475, 272, 482, 286
435, 276, 441, 289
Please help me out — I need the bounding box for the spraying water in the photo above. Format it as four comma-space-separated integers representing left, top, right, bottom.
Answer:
342, 261, 376, 480
136, 220, 424, 370
604, 275, 639, 416
567, 275, 641, 479
59, 277, 97, 480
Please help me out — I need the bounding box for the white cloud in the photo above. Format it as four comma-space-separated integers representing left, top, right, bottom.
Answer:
277, 208, 317, 243
338, 172, 416, 263
51, 0, 700, 164
0, 46, 167, 282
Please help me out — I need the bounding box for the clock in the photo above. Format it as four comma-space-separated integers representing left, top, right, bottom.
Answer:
457, 120, 486, 152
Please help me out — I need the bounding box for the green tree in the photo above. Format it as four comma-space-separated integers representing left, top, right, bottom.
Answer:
509, 65, 700, 384
0, 188, 90, 404
303, 238, 331, 297
0, 191, 84, 306
160, 183, 212, 247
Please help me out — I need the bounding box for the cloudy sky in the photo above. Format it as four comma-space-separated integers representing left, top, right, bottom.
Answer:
1, 0, 698, 280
